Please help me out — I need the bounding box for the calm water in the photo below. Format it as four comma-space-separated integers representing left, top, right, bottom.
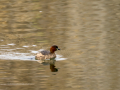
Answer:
0, 0, 120, 90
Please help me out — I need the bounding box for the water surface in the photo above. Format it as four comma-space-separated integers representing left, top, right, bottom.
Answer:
0, 0, 120, 90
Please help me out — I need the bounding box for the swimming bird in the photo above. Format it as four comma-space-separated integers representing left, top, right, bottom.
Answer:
35, 45, 60, 60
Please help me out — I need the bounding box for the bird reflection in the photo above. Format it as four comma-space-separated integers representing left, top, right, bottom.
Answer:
50, 63, 58, 72
37, 58, 58, 72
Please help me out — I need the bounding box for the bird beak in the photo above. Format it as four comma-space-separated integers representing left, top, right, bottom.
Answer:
57, 48, 60, 50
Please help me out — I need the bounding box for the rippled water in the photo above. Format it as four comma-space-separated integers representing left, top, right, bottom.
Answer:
0, 0, 120, 90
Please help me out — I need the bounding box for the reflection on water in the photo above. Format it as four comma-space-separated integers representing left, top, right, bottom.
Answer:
0, 0, 120, 90
50, 63, 58, 72
37, 59, 58, 72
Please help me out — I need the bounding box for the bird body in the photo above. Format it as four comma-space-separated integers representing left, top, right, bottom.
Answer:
35, 45, 60, 60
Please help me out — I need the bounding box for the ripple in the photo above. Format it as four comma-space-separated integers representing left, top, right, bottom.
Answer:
56, 55, 67, 61
7, 43, 16, 46
16, 48, 24, 49
0, 52, 66, 61
32, 45, 37, 47
29, 50, 38, 53
0, 49, 15, 51
0, 47, 9, 48
1, 45, 8, 46
0, 40, 4, 41
0, 53, 35, 61
23, 46, 29, 47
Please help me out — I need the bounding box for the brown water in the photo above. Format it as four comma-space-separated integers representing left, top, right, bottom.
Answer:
0, 0, 120, 90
